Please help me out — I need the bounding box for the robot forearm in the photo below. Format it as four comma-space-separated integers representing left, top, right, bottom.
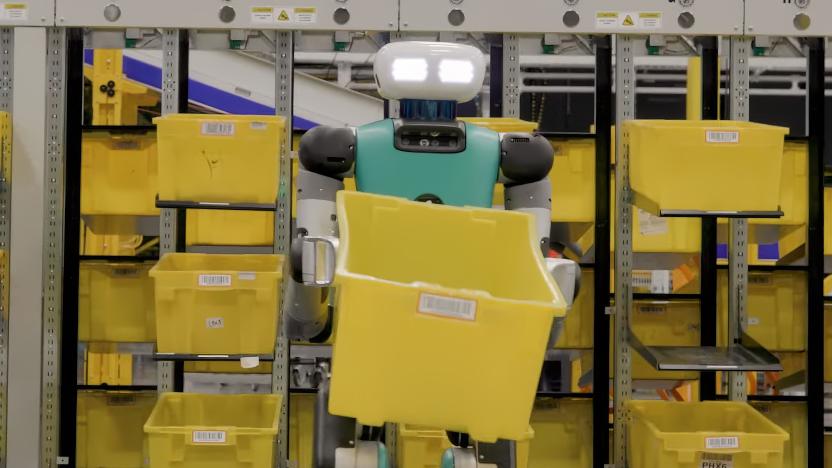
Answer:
504, 179, 552, 254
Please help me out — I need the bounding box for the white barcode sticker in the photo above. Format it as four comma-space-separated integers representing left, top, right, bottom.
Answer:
250, 121, 268, 130
638, 208, 669, 236
201, 122, 235, 136
701, 452, 734, 468
198, 274, 231, 287
193, 430, 226, 444
747, 316, 760, 326
705, 436, 739, 449
650, 270, 672, 294
206, 317, 225, 329
418, 293, 476, 321
706, 130, 740, 144
238, 272, 257, 281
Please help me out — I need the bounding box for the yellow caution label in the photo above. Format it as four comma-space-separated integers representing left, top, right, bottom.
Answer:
5, 3, 25, 8
622, 14, 635, 26
294, 7, 315, 13
251, 6, 272, 13
277, 9, 291, 21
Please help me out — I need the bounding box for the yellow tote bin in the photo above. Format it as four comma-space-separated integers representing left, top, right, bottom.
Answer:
717, 271, 806, 351
144, 393, 281, 468
751, 141, 807, 226
398, 425, 533, 468
627, 401, 789, 468
187, 210, 274, 246
154, 114, 284, 204
555, 269, 594, 349
751, 402, 806, 468
528, 398, 592, 468
549, 138, 595, 223
149, 253, 284, 355
81, 129, 159, 216
79, 261, 155, 343
77, 391, 156, 468
825, 305, 832, 382
289, 394, 315, 468
624, 120, 788, 214
329, 191, 566, 442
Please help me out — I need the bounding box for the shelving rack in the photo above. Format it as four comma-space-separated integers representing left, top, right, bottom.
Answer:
8, 1, 827, 468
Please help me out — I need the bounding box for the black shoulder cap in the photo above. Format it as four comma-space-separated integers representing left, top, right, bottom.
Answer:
299, 126, 356, 177
500, 133, 554, 184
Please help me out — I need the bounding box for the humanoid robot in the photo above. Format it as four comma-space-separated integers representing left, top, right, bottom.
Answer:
285, 41, 579, 468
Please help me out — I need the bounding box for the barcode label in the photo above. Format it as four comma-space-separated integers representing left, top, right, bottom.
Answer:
201, 122, 235, 136
637, 304, 667, 315
706, 130, 739, 144
238, 272, 257, 281
748, 274, 773, 286
701, 452, 734, 468
198, 274, 231, 287
192, 430, 226, 444
113, 140, 140, 150
250, 121, 268, 130
111, 268, 139, 277
107, 395, 137, 406
705, 436, 739, 449
418, 293, 476, 321
206, 317, 225, 329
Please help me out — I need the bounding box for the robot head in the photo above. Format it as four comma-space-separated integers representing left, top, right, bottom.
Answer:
374, 41, 486, 103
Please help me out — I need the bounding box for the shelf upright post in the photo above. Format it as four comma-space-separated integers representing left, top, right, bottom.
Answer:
592, 34, 612, 468
41, 26, 68, 468
502, 34, 520, 118
273, 30, 293, 468
157, 29, 188, 393
0, 25, 11, 468
806, 36, 825, 468
727, 37, 751, 402
613, 34, 636, 468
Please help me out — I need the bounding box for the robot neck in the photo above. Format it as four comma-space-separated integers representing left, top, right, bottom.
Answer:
399, 99, 457, 121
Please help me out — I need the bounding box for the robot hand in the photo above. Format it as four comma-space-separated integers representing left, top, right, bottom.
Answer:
292, 235, 340, 286
285, 234, 339, 341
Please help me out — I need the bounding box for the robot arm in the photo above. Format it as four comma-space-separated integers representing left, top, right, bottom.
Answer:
285, 126, 355, 341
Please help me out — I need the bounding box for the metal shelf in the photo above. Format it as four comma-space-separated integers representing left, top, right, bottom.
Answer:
154, 352, 275, 362
658, 209, 785, 219
81, 214, 161, 236
156, 196, 277, 211
78, 384, 158, 392
630, 332, 781, 372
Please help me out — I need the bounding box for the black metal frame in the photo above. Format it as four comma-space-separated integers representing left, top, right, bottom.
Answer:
806, 36, 826, 468
592, 34, 612, 468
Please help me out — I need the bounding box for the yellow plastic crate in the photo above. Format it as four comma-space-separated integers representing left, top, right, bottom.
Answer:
549, 138, 595, 223
289, 393, 315, 468
149, 253, 284, 355
826, 434, 832, 468
79, 261, 155, 343
81, 130, 159, 215
628, 400, 789, 468
459, 117, 539, 133
624, 120, 788, 214
750, 141, 806, 226
528, 398, 592, 468
144, 393, 281, 468
329, 191, 567, 442
584, 301, 700, 381
826, 188, 832, 255
750, 402, 805, 468
826, 305, 832, 382
398, 424, 533, 468
77, 391, 156, 468
154, 114, 284, 204
555, 269, 594, 349
717, 271, 806, 351
186, 210, 274, 246
81, 224, 143, 256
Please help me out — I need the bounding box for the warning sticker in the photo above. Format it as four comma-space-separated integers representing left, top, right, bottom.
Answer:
595, 11, 662, 30
638, 208, 669, 236
275, 6, 318, 24
700, 452, 734, 468
3, 3, 27, 21
418, 293, 476, 321
250, 6, 275, 24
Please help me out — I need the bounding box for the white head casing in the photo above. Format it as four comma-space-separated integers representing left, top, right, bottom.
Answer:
373, 41, 486, 103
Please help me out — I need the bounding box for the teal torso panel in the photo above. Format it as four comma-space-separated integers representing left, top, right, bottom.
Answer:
354, 120, 500, 208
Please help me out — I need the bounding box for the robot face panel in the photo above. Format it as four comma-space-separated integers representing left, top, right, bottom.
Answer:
374, 41, 486, 103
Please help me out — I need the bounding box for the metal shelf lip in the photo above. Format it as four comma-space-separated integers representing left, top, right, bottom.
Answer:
630, 332, 782, 372
80, 255, 159, 262
153, 352, 275, 362
537, 131, 595, 140
716, 264, 809, 272
82, 125, 156, 133
78, 384, 158, 392
535, 392, 594, 399
156, 197, 277, 211
658, 209, 785, 219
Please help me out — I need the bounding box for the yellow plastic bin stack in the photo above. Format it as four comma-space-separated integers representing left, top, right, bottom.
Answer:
717, 271, 806, 351
329, 191, 567, 442
149, 253, 284, 355
77, 391, 156, 468
397, 425, 534, 468
751, 402, 806, 468
81, 129, 159, 215
78, 261, 155, 343
624, 120, 788, 214
628, 401, 789, 468
528, 398, 592, 468
144, 393, 281, 468
289, 393, 315, 468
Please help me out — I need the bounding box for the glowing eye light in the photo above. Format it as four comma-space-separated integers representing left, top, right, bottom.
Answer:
439, 59, 475, 84
391, 58, 428, 82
